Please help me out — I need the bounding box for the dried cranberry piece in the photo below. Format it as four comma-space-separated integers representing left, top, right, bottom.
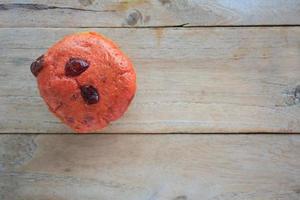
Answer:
80, 85, 99, 104
30, 55, 44, 77
65, 58, 89, 77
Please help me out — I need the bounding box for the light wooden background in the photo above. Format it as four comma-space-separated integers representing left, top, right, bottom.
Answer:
0, 0, 300, 133
0, 0, 300, 199
1, 134, 300, 200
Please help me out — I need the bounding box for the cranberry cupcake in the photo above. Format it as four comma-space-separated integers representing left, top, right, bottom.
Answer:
31, 32, 136, 133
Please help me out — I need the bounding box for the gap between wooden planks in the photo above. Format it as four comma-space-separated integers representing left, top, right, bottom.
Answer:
0, 27, 299, 133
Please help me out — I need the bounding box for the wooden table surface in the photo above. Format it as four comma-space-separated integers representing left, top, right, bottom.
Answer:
0, 0, 300, 199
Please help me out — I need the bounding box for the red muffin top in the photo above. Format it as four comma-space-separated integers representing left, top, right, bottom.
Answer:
31, 32, 136, 133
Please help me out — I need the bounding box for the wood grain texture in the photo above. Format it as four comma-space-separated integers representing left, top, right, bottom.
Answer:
0, 27, 300, 133
0, 134, 300, 200
0, 0, 299, 27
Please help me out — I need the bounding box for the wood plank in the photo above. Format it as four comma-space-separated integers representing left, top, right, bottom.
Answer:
0, 0, 299, 27
0, 134, 300, 199
0, 27, 300, 133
